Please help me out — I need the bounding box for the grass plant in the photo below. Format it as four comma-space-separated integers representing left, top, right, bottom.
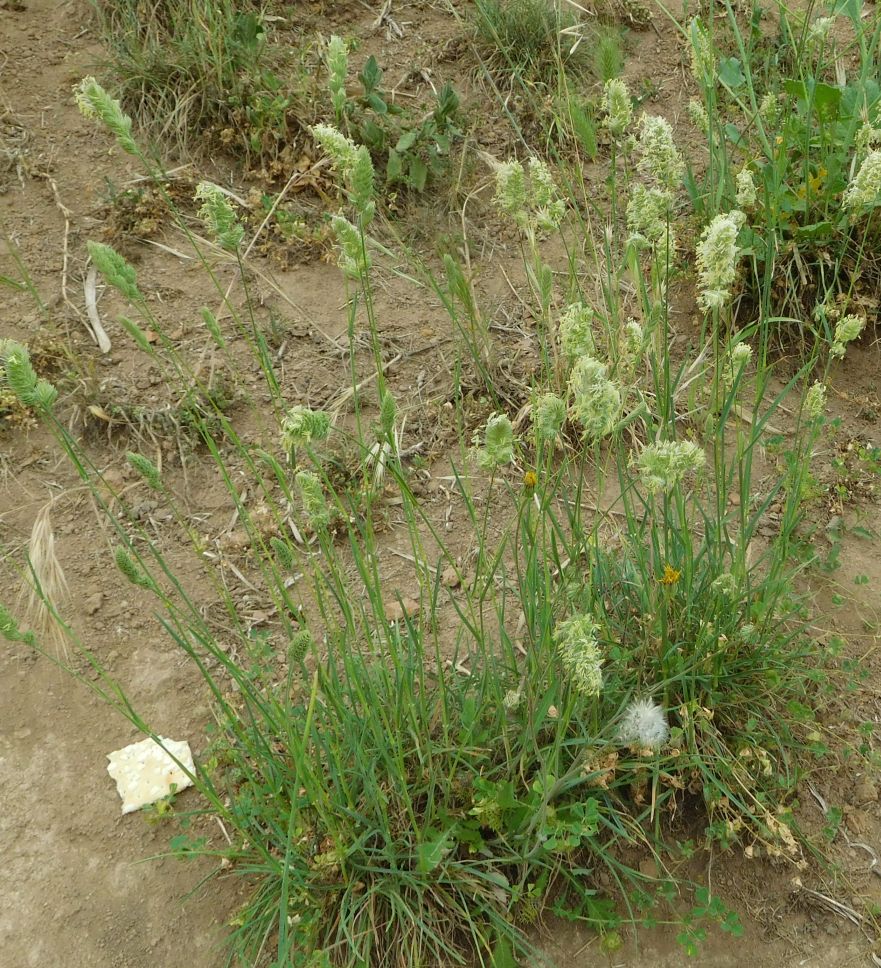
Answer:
3, 2, 880, 962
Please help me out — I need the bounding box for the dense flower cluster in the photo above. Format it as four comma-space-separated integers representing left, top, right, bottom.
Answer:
603, 78, 632, 137
696, 212, 744, 310
558, 303, 595, 361
554, 615, 604, 697
637, 114, 684, 192
637, 440, 706, 494
568, 357, 621, 440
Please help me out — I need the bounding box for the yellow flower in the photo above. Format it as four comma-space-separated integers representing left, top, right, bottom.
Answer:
523, 470, 538, 488
659, 563, 681, 585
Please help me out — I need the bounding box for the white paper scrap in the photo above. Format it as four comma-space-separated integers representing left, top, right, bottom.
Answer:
106, 736, 195, 814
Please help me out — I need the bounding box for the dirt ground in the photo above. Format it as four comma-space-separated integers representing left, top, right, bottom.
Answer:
3, 0, 881, 966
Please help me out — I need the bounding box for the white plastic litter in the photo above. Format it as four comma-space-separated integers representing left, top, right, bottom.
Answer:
106, 736, 195, 814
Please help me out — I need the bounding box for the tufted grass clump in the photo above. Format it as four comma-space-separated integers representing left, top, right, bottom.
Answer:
473, 0, 592, 84
90, 0, 311, 164
1, 70, 854, 968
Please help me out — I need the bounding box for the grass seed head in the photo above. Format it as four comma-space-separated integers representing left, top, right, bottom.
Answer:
696, 212, 744, 311
194, 182, 244, 252
637, 439, 706, 494
479, 412, 515, 468
558, 303, 596, 361
532, 392, 567, 443
554, 614, 604, 697
844, 150, 881, 212
75, 76, 139, 156
637, 114, 684, 192
602, 78, 632, 138
568, 356, 621, 440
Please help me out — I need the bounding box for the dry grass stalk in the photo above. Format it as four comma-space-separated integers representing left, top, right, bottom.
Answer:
21, 502, 70, 655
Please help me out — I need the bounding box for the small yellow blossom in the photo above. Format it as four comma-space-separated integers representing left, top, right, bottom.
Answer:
659, 563, 681, 585
523, 470, 538, 488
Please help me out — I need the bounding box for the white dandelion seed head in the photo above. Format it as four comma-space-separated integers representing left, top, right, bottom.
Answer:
618, 698, 670, 749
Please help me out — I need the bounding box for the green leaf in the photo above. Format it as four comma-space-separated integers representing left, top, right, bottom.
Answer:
408, 157, 428, 192
359, 55, 382, 93
795, 221, 834, 242
366, 91, 388, 115
395, 129, 418, 153
386, 148, 403, 184
359, 118, 385, 151
435, 82, 459, 119
723, 122, 745, 147
829, 0, 861, 21
718, 57, 745, 89
490, 936, 518, 967
417, 828, 452, 873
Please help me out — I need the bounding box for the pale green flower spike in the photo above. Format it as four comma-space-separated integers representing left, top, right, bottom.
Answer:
711, 573, 738, 598
0, 602, 37, 647
326, 35, 349, 122
349, 145, 376, 220
626, 183, 673, 249
479, 413, 515, 468
696, 211, 743, 311
195, 182, 244, 252
687, 99, 709, 136
807, 16, 834, 48
528, 157, 566, 231
637, 114, 684, 192
805, 381, 827, 420
735, 168, 757, 209
494, 158, 564, 233
126, 452, 162, 490
330, 215, 370, 277
624, 320, 645, 358
503, 689, 522, 711
2, 341, 58, 411
558, 303, 595, 361
731, 342, 752, 368
271, 536, 296, 570
87, 241, 141, 303
568, 356, 621, 440
379, 390, 397, 436
855, 124, 881, 158
830, 314, 865, 357
844, 151, 881, 211
114, 546, 152, 589
759, 93, 780, 126
554, 614, 603, 697
288, 629, 312, 664
312, 123, 358, 173
75, 76, 138, 156
311, 124, 375, 220
495, 160, 528, 222
637, 439, 706, 494
602, 78, 632, 138
532, 393, 566, 442
296, 471, 331, 529
688, 19, 716, 87
282, 406, 331, 453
